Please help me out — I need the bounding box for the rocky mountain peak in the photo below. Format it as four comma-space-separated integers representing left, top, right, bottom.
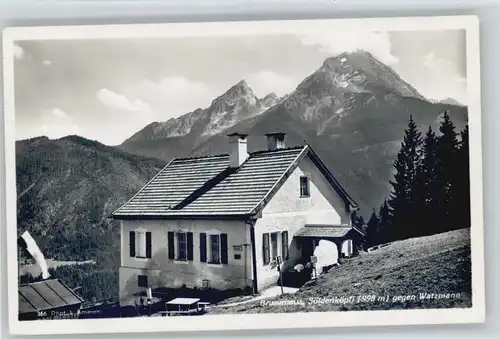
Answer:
260, 92, 279, 107
295, 50, 424, 101
439, 97, 464, 106
211, 79, 256, 108
321, 50, 375, 70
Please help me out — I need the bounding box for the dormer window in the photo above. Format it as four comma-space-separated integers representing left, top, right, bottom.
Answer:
300, 176, 310, 197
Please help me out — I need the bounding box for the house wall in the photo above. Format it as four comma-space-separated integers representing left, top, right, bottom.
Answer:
119, 219, 252, 305
254, 156, 351, 291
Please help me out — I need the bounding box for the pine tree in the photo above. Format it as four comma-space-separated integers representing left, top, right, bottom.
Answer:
350, 211, 366, 251
387, 115, 423, 240
365, 209, 380, 249
378, 199, 391, 244
456, 124, 470, 228
435, 111, 460, 232
414, 126, 439, 236
351, 211, 365, 229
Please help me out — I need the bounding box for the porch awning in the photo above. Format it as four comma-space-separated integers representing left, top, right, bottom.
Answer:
294, 225, 352, 238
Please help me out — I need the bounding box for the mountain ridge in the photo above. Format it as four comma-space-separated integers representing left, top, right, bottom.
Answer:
184, 51, 468, 214
124, 79, 283, 144
18, 50, 468, 258
15, 50, 469, 303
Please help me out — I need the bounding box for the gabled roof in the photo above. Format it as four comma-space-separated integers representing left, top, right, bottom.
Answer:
111, 154, 230, 215
111, 144, 358, 220
18, 279, 83, 315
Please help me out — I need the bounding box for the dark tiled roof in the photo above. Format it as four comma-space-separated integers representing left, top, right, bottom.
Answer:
112, 144, 357, 219
18, 279, 83, 314
176, 147, 306, 215
295, 225, 353, 238
113, 155, 230, 216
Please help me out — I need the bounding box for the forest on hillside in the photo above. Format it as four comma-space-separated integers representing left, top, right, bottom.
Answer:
358, 111, 470, 249
19, 111, 471, 303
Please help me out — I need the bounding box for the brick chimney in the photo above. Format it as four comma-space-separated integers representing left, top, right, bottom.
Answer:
228, 132, 249, 168
265, 132, 286, 150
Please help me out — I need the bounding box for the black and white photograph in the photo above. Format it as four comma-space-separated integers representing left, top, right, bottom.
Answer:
3, 16, 485, 335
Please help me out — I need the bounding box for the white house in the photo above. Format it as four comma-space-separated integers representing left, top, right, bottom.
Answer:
112, 132, 361, 305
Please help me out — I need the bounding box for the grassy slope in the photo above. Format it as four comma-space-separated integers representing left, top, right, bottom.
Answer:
209, 229, 472, 314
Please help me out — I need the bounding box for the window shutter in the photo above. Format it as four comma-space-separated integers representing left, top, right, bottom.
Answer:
263, 233, 270, 265
282, 231, 289, 260
187, 232, 194, 261
167, 232, 175, 260
145, 232, 152, 258
220, 233, 228, 265
129, 231, 136, 257
200, 233, 207, 263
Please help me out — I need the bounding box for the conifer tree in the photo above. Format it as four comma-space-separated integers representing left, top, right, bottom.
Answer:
435, 111, 460, 232
365, 209, 380, 249
350, 211, 366, 249
387, 115, 423, 240
351, 211, 365, 229
456, 124, 470, 228
378, 199, 391, 243
414, 126, 439, 236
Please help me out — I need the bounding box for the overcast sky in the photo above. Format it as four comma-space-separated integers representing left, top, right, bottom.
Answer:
13, 29, 466, 146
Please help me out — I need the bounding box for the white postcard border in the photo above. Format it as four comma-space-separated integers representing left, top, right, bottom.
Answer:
2, 15, 485, 335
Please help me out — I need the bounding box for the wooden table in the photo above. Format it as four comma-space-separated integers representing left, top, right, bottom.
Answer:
163, 298, 208, 316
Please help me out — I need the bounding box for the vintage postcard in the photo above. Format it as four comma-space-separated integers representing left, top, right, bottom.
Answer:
3, 16, 484, 335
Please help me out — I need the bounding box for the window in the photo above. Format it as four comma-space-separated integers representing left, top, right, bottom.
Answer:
129, 230, 151, 259
262, 234, 270, 265
281, 231, 289, 260
137, 231, 147, 258
200, 232, 228, 265
137, 275, 148, 288
300, 176, 310, 197
271, 233, 279, 260
209, 234, 221, 264
168, 231, 193, 261
177, 232, 187, 260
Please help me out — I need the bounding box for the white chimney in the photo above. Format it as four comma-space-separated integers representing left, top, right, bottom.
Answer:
228, 132, 249, 168
265, 132, 286, 150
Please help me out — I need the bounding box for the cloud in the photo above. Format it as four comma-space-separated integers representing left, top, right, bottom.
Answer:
39, 123, 81, 139
96, 80, 214, 143
298, 29, 399, 65
245, 71, 297, 97
34, 108, 80, 139
49, 108, 68, 119
127, 77, 218, 118
13, 44, 25, 59
419, 52, 467, 104
97, 88, 152, 113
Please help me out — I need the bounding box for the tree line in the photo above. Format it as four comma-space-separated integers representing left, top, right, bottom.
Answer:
362, 112, 470, 249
